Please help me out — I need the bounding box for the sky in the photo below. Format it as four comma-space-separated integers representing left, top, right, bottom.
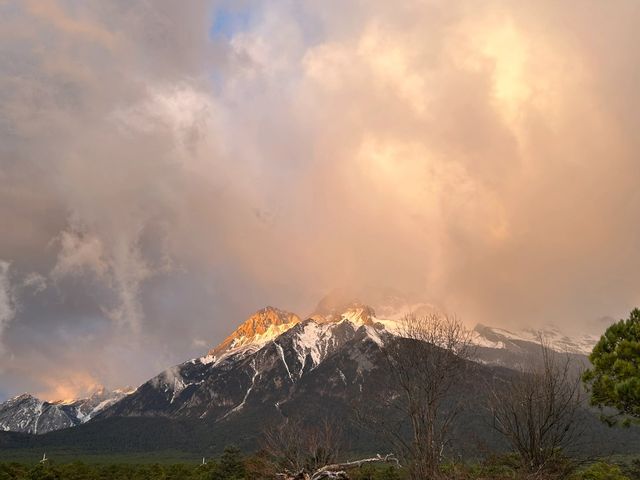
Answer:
1, 0, 640, 401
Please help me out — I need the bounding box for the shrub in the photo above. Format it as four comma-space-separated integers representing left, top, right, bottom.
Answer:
574, 462, 630, 480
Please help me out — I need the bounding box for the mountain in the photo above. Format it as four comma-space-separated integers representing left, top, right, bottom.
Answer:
0, 394, 75, 435
0, 387, 133, 434
97, 304, 386, 421
94, 301, 598, 424
472, 324, 598, 356
1, 298, 638, 460
470, 323, 597, 371
67, 387, 135, 423
0, 301, 599, 435
205, 306, 301, 361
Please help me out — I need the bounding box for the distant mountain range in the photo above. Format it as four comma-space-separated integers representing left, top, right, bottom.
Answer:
472, 323, 598, 356
2, 294, 633, 460
0, 387, 132, 434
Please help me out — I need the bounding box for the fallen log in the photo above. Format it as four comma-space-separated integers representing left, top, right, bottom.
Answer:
276, 453, 400, 480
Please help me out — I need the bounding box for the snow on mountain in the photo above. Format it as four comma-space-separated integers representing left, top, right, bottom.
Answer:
471, 324, 597, 356
308, 295, 596, 357
287, 315, 384, 371
226, 307, 381, 379
311, 297, 377, 324
202, 306, 301, 365
369, 298, 439, 322
2, 293, 599, 436
68, 386, 134, 423
103, 296, 597, 426
0, 394, 57, 434
519, 326, 599, 355
198, 297, 596, 371
2, 297, 634, 458
199, 302, 386, 369
98, 303, 393, 421
0, 387, 134, 434
203, 301, 388, 369
325, 291, 597, 356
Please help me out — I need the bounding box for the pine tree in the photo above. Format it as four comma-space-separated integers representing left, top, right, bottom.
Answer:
217, 445, 246, 480
583, 308, 640, 425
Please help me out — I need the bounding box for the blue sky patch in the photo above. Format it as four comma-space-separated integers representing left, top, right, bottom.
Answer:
210, 5, 253, 39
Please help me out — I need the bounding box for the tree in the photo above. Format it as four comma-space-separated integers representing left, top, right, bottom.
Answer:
261, 416, 344, 475
372, 313, 474, 480
583, 308, 640, 426
244, 453, 278, 480
261, 417, 398, 480
216, 445, 246, 480
488, 338, 584, 475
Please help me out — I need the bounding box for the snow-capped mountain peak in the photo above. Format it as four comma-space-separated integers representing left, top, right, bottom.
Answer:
202, 300, 598, 366
7, 393, 36, 403
471, 323, 597, 355
68, 386, 134, 423
311, 302, 377, 326
2, 292, 604, 438
203, 301, 389, 368
204, 307, 301, 363
0, 387, 133, 434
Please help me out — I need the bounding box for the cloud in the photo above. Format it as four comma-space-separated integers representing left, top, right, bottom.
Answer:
20, 272, 47, 294
0, 261, 16, 346
51, 221, 156, 333
24, 0, 117, 49
2, 0, 640, 399
52, 227, 109, 280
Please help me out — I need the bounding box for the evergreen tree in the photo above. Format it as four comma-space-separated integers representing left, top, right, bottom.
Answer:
216, 445, 245, 480
583, 308, 640, 425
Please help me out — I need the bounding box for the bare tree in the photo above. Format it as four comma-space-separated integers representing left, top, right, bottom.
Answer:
487, 337, 585, 476
262, 416, 398, 480
261, 416, 343, 475
370, 313, 475, 480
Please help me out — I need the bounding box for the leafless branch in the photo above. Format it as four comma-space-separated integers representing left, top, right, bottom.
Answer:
276, 453, 400, 480
487, 335, 585, 477
372, 312, 475, 480
262, 416, 344, 475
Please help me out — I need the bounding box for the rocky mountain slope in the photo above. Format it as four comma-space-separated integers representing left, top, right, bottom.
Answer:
471, 323, 598, 356
0, 387, 132, 434
1, 298, 637, 459
96, 300, 596, 422
0, 296, 598, 435
97, 305, 386, 421
207, 307, 301, 360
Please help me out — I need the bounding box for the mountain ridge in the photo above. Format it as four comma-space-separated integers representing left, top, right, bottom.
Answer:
0, 296, 599, 435
0, 387, 133, 434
